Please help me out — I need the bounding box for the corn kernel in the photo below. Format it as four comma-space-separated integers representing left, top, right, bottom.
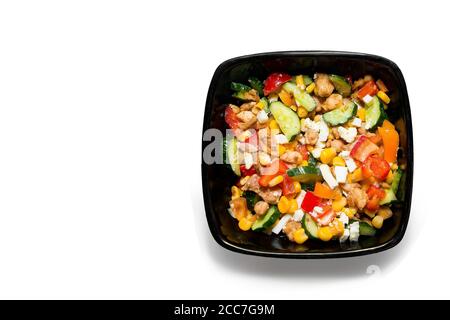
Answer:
377, 91, 390, 104
238, 218, 253, 231
372, 215, 384, 229
332, 156, 346, 167
278, 196, 290, 214
287, 199, 298, 214
306, 83, 315, 94
332, 197, 347, 212
320, 148, 337, 165
342, 207, 356, 219
296, 75, 305, 90
348, 168, 363, 183
357, 108, 366, 121
377, 207, 393, 220
278, 145, 286, 156
332, 220, 345, 236
297, 106, 308, 118
294, 181, 301, 193
231, 186, 242, 200
269, 119, 279, 130
290, 105, 298, 112
268, 175, 284, 187
318, 227, 333, 242
307, 145, 314, 152
294, 228, 308, 244
386, 170, 394, 184
256, 101, 265, 109
301, 160, 309, 166
391, 163, 398, 170
239, 175, 250, 186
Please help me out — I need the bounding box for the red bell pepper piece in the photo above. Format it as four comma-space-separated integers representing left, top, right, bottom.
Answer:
301, 191, 321, 213
365, 185, 386, 211
258, 160, 288, 187
224, 105, 240, 129
263, 73, 292, 96
357, 80, 378, 100
240, 165, 257, 177
281, 174, 296, 196
296, 144, 309, 162
350, 136, 379, 162
362, 155, 390, 180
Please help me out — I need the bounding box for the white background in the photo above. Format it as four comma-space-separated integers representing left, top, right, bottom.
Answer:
0, 0, 447, 299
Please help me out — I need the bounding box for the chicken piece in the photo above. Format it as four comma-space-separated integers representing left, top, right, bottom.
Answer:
283, 220, 302, 242
305, 129, 319, 145
280, 150, 302, 164
239, 101, 257, 111
314, 73, 335, 98
242, 174, 282, 204
330, 139, 345, 153
322, 93, 343, 111
237, 111, 255, 122
241, 89, 260, 102
254, 201, 269, 217
345, 184, 368, 210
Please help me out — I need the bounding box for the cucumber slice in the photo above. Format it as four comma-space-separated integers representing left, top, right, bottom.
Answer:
231, 82, 251, 92
269, 101, 301, 141
322, 101, 357, 126
302, 213, 319, 239
224, 136, 240, 176
282, 82, 316, 112
303, 75, 313, 86
248, 77, 263, 96
243, 191, 261, 210
365, 96, 387, 130
252, 206, 280, 231
287, 166, 322, 183
380, 170, 403, 205
359, 221, 377, 236
329, 75, 351, 97
350, 219, 377, 236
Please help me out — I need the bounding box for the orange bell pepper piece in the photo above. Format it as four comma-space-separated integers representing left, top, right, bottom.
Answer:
313, 182, 339, 200
378, 120, 399, 163
278, 89, 295, 106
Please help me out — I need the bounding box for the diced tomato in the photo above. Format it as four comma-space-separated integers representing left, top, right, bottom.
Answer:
313, 182, 339, 200
240, 165, 257, 177
263, 73, 292, 96
362, 155, 390, 180
224, 105, 240, 130
296, 144, 309, 162
350, 136, 379, 162
365, 185, 386, 211
357, 80, 378, 100
281, 174, 296, 196
258, 160, 288, 187
301, 191, 321, 212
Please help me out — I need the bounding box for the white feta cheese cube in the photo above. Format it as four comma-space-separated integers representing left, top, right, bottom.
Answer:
319, 164, 338, 189
312, 148, 323, 159
339, 229, 350, 243
243, 152, 254, 169
345, 158, 357, 173
258, 152, 272, 166
256, 110, 269, 124
275, 134, 289, 145
351, 117, 362, 127
301, 118, 320, 132
339, 150, 350, 158
349, 221, 360, 242
293, 209, 304, 222
313, 206, 324, 215
271, 214, 292, 234
296, 190, 306, 208
337, 126, 357, 143
338, 213, 349, 225
334, 166, 348, 183
318, 120, 329, 142
362, 94, 373, 104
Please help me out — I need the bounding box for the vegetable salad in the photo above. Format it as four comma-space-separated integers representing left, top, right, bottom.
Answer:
225, 72, 403, 244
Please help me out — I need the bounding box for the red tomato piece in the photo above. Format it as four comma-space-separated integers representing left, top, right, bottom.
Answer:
362, 155, 390, 180
263, 73, 292, 96
224, 105, 240, 130
296, 144, 309, 162
281, 174, 296, 196
240, 165, 257, 177
365, 185, 386, 211
350, 136, 379, 162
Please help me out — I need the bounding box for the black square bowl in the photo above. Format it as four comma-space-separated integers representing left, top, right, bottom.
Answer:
202, 51, 413, 258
